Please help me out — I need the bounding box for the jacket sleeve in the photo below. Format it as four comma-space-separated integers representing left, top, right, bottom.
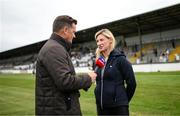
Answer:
42, 45, 92, 92
119, 56, 137, 102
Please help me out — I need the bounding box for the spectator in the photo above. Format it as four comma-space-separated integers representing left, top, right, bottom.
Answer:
175, 54, 180, 61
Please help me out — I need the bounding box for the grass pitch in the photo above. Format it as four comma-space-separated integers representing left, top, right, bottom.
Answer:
0, 72, 180, 115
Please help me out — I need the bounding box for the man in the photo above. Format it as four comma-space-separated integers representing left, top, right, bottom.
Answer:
35, 15, 97, 115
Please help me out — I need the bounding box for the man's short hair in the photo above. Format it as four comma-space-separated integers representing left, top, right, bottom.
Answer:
53, 15, 77, 32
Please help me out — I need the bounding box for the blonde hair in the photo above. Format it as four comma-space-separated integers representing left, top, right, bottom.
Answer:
95, 29, 116, 59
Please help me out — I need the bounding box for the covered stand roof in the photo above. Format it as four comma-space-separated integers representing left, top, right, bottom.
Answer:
1, 3, 180, 60
75, 3, 180, 43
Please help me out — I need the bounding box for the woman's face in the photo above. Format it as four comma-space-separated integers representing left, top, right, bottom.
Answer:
96, 34, 112, 53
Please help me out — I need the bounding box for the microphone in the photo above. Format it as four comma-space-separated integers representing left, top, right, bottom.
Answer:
94, 56, 106, 72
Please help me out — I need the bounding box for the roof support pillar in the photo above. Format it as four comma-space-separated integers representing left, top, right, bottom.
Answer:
136, 22, 143, 61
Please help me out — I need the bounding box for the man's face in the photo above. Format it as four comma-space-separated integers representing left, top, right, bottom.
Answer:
65, 23, 76, 43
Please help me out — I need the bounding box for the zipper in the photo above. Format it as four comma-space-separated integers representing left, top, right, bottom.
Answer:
100, 67, 104, 109
100, 58, 108, 110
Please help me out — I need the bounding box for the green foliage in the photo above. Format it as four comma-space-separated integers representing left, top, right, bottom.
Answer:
0, 72, 180, 115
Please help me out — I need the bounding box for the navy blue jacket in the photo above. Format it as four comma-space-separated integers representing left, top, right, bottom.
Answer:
94, 49, 136, 108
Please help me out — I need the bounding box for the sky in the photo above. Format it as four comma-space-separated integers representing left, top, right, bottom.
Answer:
0, 0, 180, 52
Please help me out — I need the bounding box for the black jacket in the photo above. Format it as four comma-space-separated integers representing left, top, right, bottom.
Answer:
95, 49, 136, 108
35, 33, 92, 115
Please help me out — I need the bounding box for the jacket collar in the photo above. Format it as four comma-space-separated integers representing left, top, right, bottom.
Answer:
50, 33, 72, 53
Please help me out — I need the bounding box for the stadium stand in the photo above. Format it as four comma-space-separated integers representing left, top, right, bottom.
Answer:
0, 4, 180, 73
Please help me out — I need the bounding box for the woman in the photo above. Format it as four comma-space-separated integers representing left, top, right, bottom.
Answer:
94, 29, 136, 115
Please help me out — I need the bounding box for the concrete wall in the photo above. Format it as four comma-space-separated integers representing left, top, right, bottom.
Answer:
124, 28, 180, 46
1, 63, 180, 74
0, 69, 34, 74
75, 62, 180, 73
132, 62, 180, 72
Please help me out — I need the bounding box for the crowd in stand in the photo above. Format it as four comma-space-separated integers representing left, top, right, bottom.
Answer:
0, 39, 180, 72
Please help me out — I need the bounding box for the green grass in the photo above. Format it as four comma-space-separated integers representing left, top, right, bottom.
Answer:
131, 72, 180, 115
0, 72, 180, 115
0, 74, 35, 115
